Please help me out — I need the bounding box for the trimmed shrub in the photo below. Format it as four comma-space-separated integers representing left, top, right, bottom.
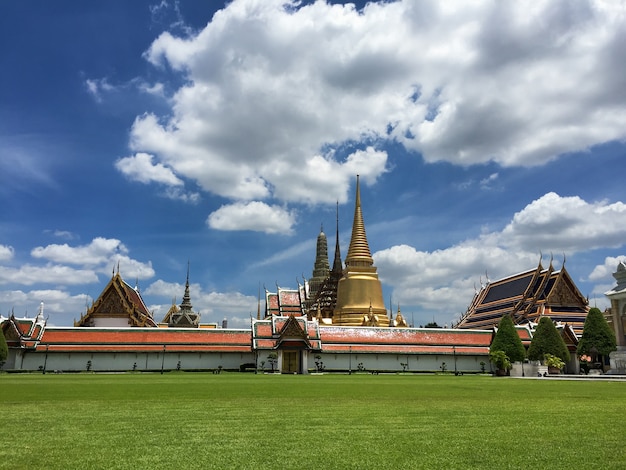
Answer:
527, 316, 570, 363
490, 315, 526, 362
577, 307, 616, 362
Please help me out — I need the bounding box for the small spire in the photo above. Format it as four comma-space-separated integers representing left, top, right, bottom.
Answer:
36, 301, 45, 322
180, 261, 193, 312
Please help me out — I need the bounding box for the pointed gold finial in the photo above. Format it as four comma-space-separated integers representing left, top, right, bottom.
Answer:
345, 175, 374, 267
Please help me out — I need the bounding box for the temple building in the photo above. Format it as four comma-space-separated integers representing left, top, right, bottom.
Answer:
160, 264, 201, 328
265, 176, 391, 327
0, 176, 603, 375
456, 257, 589, 336
74, 269, 157, 327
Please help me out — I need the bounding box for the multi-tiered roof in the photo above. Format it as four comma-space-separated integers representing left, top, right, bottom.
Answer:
456, 259, 588, 335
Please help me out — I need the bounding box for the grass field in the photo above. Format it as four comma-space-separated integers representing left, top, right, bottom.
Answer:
1, 373, 624, 469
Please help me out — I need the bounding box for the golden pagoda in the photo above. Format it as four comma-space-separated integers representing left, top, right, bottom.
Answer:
333, 175, 389, 327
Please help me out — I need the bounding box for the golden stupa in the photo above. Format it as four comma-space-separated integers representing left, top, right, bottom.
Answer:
333, 175, 390, 327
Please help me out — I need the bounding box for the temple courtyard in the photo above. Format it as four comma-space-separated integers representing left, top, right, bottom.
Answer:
1, 372, 623, 469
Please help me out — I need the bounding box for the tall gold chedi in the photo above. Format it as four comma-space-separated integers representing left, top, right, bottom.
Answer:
333, 175, 389, 327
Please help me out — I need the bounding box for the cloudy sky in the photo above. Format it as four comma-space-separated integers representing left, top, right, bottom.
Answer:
1, 0, 625, 328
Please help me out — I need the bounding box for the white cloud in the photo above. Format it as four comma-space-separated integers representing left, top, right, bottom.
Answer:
124, 0, 626, 217
85, 78, 114, 102
499, 193, 626, 252
588, 255, 626, 282
0, 289, 94, 325
479, 173, 499, 189
115, 152, 183, 186
375, 192, 626, 321
0, 245, 14, 262
31, 237, 129, 266
26, 237, 154, 282
207, 201, 296, 234
0, 264, 99, 286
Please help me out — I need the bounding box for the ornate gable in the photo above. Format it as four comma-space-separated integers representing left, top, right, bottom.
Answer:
546, 269, 587, 307
280, 315, 307, 339
75, 273, 156, 327
98, 288, 127, 315
2, 317, 21, 343
276, 315, 311, 349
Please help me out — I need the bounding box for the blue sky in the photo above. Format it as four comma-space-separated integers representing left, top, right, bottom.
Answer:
1, 0, 625, 328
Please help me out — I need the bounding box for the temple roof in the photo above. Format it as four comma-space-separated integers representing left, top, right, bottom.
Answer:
457, 261, 588, 335
5, 314, 493, 357
265, 286, 305, 318
75, 272, 157, 327
34, 327, 252, 353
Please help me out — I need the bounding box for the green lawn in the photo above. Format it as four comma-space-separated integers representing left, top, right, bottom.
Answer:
1, 373, 624, 469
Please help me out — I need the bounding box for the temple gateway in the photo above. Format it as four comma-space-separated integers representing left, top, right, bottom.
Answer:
3, 176, 617, 375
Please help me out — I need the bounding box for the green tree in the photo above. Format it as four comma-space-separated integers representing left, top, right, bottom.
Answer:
490, 315, 526, 362
527, 316, 570, 363
577, 307, 616, 363
0, 325, 8, 365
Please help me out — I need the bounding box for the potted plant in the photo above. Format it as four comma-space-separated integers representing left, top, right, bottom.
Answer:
489, 350, 511, 376
544, 353, 565, 374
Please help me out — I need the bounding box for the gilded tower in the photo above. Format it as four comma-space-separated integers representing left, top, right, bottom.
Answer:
333, 175, 389, 327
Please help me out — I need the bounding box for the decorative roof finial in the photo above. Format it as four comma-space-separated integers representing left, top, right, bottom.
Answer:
180, 261, 193, 312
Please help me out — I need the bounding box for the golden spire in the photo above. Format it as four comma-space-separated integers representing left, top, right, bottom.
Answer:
345, 175, 374, 267
333, 175, 389, 327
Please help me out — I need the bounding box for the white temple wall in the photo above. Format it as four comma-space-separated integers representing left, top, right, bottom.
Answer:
16, 351, 255, 372
309, 352, 487, 373
8, 349, 489, 373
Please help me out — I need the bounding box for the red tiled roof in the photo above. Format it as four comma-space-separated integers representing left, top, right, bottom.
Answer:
14, 319, 33, 336
322, 344, 488, 354
319, 327, 491, 348
121, 281, 151, 317
36, 327, 252, 353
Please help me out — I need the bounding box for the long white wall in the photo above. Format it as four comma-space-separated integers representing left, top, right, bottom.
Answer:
10, 350, 255, 372
308, 352, 488, 373
4, 349, 490, 373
